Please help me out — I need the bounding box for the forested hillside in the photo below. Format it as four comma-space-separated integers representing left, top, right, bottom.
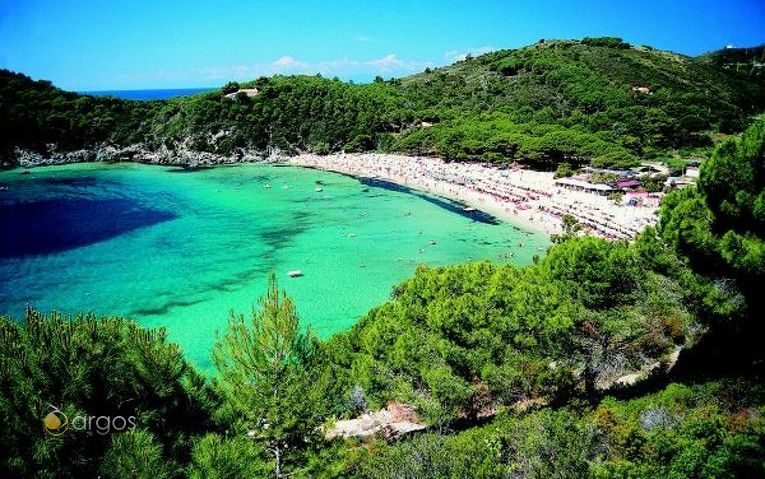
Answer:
2, 38, 763, 169
2, 117, 763, 479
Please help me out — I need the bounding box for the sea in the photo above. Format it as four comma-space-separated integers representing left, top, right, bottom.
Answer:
0, 163, 549, 371
79, 88, 215, 101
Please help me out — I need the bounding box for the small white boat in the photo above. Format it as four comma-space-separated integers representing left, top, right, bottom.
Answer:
347, 233, 357, 238
315, 187, 323, 192
463, 206, 476, 212
429, 240, 437, 245
287, 270, 303, 278
264, 184, 272, 189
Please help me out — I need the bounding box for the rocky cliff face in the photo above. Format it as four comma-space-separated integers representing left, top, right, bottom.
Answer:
9, 143, 271, 169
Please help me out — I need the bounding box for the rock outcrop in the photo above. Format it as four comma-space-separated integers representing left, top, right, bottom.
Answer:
325, 402, 426, 440
10, 143, 270, 169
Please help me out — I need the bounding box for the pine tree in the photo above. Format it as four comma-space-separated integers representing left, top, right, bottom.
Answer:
212, 273, 326, 478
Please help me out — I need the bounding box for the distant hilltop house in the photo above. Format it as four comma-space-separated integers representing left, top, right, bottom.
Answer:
224, 88, 259, 100
631, 86, 651, 95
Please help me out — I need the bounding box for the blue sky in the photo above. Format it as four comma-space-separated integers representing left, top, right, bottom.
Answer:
1, 0, 763, 90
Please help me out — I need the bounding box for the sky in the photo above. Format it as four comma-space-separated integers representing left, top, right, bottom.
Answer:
0, 0, 763, 91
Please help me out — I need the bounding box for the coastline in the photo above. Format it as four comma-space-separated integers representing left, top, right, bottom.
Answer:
284, 153, 557, 236
4, 148, 659, 239
284, 153, 660, 239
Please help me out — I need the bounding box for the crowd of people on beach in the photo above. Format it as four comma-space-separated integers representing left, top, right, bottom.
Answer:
286, 153, 660, 240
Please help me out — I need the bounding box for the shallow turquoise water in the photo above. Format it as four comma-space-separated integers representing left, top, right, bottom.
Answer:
0, 163, 548, 371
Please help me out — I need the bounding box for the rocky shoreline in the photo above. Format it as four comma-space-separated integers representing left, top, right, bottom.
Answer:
7, 143, 271, 169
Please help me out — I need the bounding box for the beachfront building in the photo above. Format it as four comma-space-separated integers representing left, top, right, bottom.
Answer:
616, 178, 641, 191
581, 166, 635, 177
554, 177, 614, 195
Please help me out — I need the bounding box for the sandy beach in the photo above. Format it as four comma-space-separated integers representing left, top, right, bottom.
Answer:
284, 153, 660, 239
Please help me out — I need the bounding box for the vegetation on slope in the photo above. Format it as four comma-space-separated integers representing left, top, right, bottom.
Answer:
392, 39, 764, 166
2, 38, 763, 168
0, 71, 154, 156
352, 378, 764, 479
0, 310, 218, 478
324, 240, 698, 424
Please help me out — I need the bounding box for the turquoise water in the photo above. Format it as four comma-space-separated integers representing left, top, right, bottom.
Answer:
0, 163, 548, 371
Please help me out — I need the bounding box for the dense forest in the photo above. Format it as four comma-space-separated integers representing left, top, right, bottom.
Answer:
1, 116, 763, 478
2, 38, 764, 169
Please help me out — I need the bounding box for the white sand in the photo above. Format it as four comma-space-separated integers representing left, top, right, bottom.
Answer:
283, 153, 659, 239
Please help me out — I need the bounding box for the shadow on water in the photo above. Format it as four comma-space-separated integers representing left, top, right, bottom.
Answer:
165, 166, 217, 173
13, 175, 124, 190
0, 198, 177, 258
130, 296, 209, 316
40, 176, 103, 187
357, 177, 500, 225
258, 209, 315, 250
126, 258, 274, 317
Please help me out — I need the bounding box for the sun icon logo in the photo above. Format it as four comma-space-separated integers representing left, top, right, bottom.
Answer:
43, 406, 69, 436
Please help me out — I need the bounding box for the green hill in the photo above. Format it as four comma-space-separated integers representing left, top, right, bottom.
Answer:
393, 39, 765, 166
2, 37, 764, 169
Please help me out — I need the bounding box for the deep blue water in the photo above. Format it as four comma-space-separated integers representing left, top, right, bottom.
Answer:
80, 88, 215, 101
0, 197, 176, 259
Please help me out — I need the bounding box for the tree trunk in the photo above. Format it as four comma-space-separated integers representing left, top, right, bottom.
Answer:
274, 444, 281, 479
